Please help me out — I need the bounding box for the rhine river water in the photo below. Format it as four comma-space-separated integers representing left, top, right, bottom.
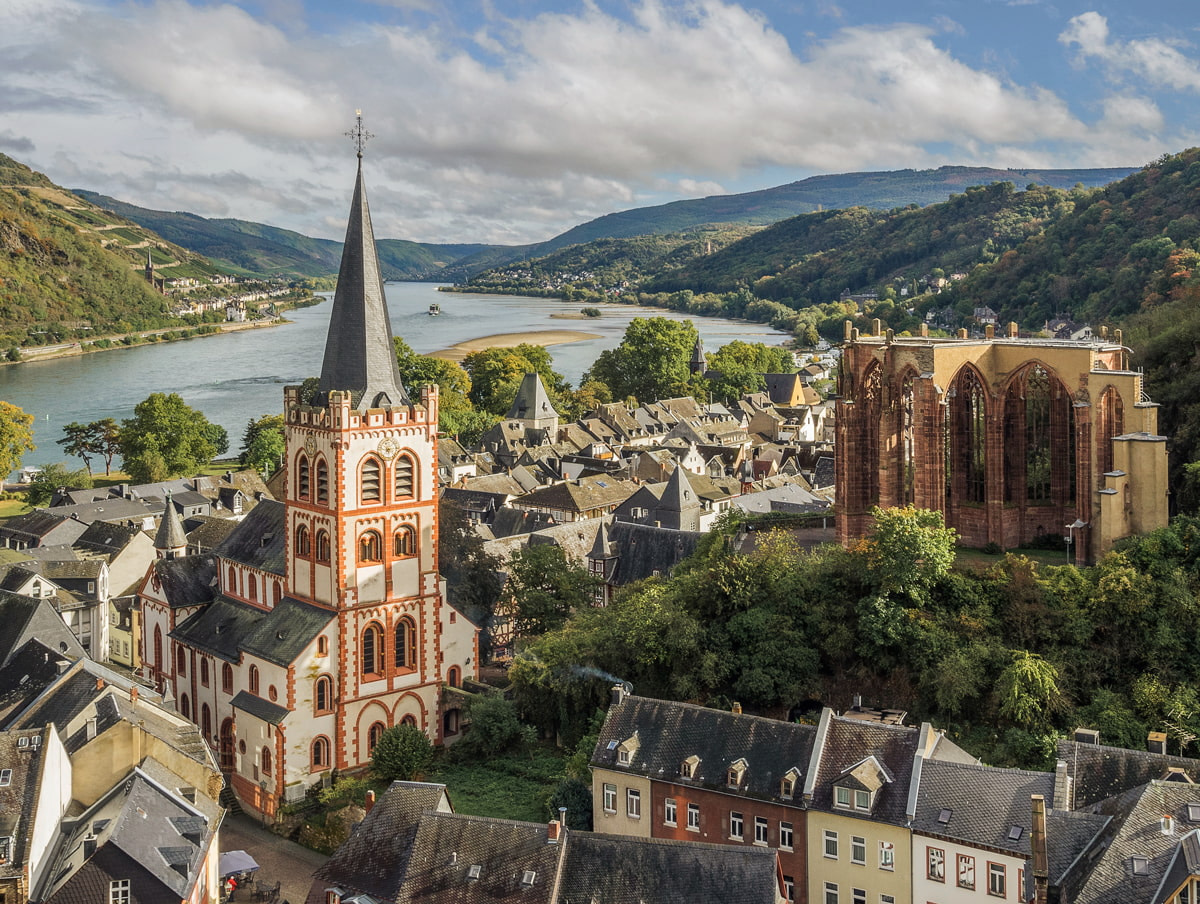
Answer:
0, 282, 787, 468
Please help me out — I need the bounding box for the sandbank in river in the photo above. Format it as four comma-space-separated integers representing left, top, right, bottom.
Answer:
430, 329, 602, 363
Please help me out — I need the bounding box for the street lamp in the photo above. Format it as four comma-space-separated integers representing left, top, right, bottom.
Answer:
1065, 519, 1087, 564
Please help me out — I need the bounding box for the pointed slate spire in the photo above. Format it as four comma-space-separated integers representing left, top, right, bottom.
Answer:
155, 492, 187, 558
655, 465, 700, 531
588, 520, 613, 561
318, 130, 408, 410
507, 372, 559, 427
690, 336, 707, 375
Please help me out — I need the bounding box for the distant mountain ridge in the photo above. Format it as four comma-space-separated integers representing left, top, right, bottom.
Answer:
77, 165, 1137, 282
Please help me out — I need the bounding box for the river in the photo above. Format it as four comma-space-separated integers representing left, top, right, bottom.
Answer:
0, 282, 788, 468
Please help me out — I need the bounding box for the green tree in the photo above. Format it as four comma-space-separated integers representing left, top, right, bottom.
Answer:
461, 344, 565, 415
995, 650, 1062, 730
456, 693, 530, 758
504, 544, 599, 637
702, 340, 794, 401
27, 462, 92, 507
240, 414, 286, 476
370, 724, 434, 781
585, 317, 699, 403
394, 337, 477, 435
205, 424, 229, 458
57, 422, 101, 476
439, 499, 502, 652
0, 401, 34, 480
119, 393, 217, 483
92, 418, 122, 476
865, 506, 957, 600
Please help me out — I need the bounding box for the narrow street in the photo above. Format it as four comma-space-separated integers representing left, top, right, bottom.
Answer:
219, 812, 330, 904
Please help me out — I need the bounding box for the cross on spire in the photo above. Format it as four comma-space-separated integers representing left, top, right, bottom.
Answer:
346, 109, 373, 159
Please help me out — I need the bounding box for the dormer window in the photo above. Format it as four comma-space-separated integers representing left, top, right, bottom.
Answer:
616, 733, 639, 766
780, 768, 799, 800
833, 755, 890, 813
727, 758, 748, 789
680, 755, 700, 779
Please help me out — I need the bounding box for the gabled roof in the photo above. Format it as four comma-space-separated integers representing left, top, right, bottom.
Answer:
148, 555, 218, 609
807, 713, 920, 826
514, 477, 636, 515
240, 596, 335, 667
317, 154, 408, 410
1060, 738, 1200, 808
0, 510, 87, 545
0, 590, 86, 668
592, 694, 817, 805
606, 521, 703, 587
507, 372, 559, 422
212, 499, 286, 575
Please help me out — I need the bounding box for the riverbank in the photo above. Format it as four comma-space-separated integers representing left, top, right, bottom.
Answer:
430, 329, 603, 363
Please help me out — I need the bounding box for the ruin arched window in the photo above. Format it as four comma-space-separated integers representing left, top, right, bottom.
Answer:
853, 362, 882, 510
297, 454, 311, 500
1098, 386, 1125, 477
1003, 364, 1076, 507
899, 372, 917, 505
947, 367, 988, 505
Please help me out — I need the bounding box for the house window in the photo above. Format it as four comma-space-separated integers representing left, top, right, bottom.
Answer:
395, 455, 414, 498
626, 789, 641, 819
780, 821, 793, 851
179, 693, 191, 720
359, 530, 382, 563
200, 658, 209, 686
957, 854, 975, 889
315, 676, 333, 714
680, 756, 698, 778
835, 786, 851, 808
318, 636, 329, 656
176, 644, 186, 675
729, 811, 743, 840
315, 529, 331, 563
395, 618, 416, 670
852, 891, 866, 904
754, 816, 768, 845
783, 876, 795, 902
824, 882, 839, 904
222, 663, 233, 693
447, 666, 461, 688
665, 798, 677, 826
361, 457, 382, 503
988, 862, 1005, 897
687, 803, 700, 831
824, 829, 838, 858
362, 624, 383, 676
368, 721, 386, 752
298, 455, 310, 500
261, 747, 272, 775
881, 897, 895, 904
603, 783, 616, 813
928, 847, 945, 881
879, 841, 895, 871
851, 835, 866, 865
0, 769, 10, 786
780, 773, 796, 799
110, 879, 131, 904
855, 789, 871, 810
312, 736, 330, 769
618, 748, 630, 765
296, 524, 311, 557
249, 665, 260, 695
394, 525, 416, 557
316, 459, 329, 504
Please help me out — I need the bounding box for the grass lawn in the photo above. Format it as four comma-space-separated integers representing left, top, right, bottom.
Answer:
0, 497, 29, 519
956, 546, 1071, 569
427, 746, 567, 823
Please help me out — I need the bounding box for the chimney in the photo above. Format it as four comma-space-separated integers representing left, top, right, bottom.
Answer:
85, 717, 97, 740
559, 806, 568, 829
1162, 814, 1176, 835
96, 677, 106, 691
1031, 795, 1048, 904
872, 318, 881, 336
919, 323, 928, 337
547, 819, 561, 843
130, 686, 139, 706
1053, 760, 1072, 810
1008, 321, 1018, 338
1100, 325, 1108, 339
1148, 731, 1168, 755
985, 323, 995, 340
611, 684, 627, 706
365, 790, 376, 814
957, 328, 968, 339
1114, 328, 1123, 346
852, 694, 863, 711
731, 702, 742, 715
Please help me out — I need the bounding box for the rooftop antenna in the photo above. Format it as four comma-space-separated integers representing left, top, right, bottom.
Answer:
346, 109, 373, 159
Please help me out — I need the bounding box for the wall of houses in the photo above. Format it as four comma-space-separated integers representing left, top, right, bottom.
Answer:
592, 766, 653, 839
911, 834, 1024, 904
806, 811, 910, 904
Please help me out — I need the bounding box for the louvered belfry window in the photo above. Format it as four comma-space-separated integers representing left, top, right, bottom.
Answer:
362, 457, 381, 503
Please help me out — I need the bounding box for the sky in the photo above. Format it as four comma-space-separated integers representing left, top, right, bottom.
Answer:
2, 0, 1199, 246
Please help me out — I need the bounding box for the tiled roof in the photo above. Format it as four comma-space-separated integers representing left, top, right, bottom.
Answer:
515, 477, 637, 514
185, 516, 239, 552
73, 521, 140, 555
0, 727, 46, 882
170, 596, 263, 662
231, 690, 290, 725
0, 590, 86, 668
213, 498, 286, 574
150, 555, 218, 609
807, 713, 919, 826
1060, 738, 1200, 808
592, 694, 816, 804
559, 832, 780, 904
607, 522, 703, 586
240, 596, 334, 667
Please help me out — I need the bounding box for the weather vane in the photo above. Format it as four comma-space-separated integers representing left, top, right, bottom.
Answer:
346, 109, 373, 158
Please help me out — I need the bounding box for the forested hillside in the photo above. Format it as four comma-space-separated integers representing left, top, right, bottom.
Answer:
0, 154, 224, 347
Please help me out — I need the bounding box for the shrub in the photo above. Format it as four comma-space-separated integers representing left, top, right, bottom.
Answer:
371, 724, 434, 782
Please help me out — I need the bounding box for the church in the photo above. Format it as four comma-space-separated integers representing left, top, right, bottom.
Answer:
138, 137, 478, 819
836, 321, 1169, 563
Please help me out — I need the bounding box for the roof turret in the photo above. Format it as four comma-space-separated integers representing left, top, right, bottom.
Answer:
154, 492, 188, 558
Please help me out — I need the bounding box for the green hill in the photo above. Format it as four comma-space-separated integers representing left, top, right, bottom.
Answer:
0, 154, 228, 347
75, 190, 496, 280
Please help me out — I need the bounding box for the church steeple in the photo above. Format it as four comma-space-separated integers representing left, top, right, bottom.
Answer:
318, 115, 407, 410
690, 337, 707, 375
154, 492, 187, 559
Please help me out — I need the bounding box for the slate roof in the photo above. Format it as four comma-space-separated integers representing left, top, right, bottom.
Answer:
170, 596, 265, 662
240, 596, 335, 667
231, 690, 290, 725
150, 555, 218, 609
317, 155, 408, 410
73, 521, 140, 556
185, 516, 239, 552
212, 498, 286, 574
1060, 738, 1200, 808
606, 522, 703, 587
559, 832, 780, 904
1046, 809, 1112, 886
0, 510, 87, 546
1063, 780, 1200, 904
39, 498, 157, 527
0, 590, 86, 667
0, 727, 47, 884
513, 477, 637, 515
171, 594, 331, 668
507, 372, 559, 422
911, 758, 1055, 854
592, 694, 817, 804
0, 639, 74, 726
155, 493, 189, 550
807, 713, 920, 826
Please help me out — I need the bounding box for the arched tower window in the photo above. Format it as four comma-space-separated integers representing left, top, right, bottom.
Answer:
315, 529, 331, 563
393, 525, 416, 557
311, 736, 330, 769
249, 664, 260, 695
314, 675, 333, 714
297, 454, 311, 500
295, 524, 311, 557
222, 663, 234, 693
359, 530, 382, 563
316, 459, 329, 504
1098, 386, 1125, 476
368, 721, 386, 752
261, 747, 272, 775
395, 455, 415, 499
362, 624, 383, 677
947, 367, 988, 505
394, 617, 416, 671
361, 457, 382, 504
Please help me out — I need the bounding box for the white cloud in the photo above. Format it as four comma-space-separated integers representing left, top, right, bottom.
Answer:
1060, 11, 1200, 92
0, 0, 1188, 244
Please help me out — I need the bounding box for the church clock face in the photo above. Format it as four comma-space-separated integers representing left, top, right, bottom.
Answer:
378, 437, 399, 459
304, 435, 317, 456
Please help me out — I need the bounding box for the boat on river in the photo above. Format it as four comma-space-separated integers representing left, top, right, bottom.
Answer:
428, 303, 441, 316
